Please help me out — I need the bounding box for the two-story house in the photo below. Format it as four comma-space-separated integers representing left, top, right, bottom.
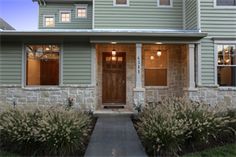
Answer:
0, 0, 236, 111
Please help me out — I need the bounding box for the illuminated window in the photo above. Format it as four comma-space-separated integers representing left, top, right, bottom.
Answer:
144, 50, 168, 86
60, 11, 71, 23
76, 5, 87, 18
114, 0, 129, 6
44, 15, 55, 27
217, 44, 236, 86
157, 0, 172, 7
26, 45, 60, 86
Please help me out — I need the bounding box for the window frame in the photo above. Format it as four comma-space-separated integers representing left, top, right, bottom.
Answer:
144, 50, 169, 88
157, 0, 173, 8
113, 0, 129, 7
59, 10, 71, 23
43, 15, 55, 28
23, 44, 63, 87
215, 40, 236, 88
75, 4, 88, 18
214, 0, 236, 8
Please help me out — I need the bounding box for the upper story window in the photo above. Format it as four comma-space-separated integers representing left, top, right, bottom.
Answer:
76, 5, 87, 18
60, 11, 71, 23
144, 50, 168, 86
26, 45, 60, 86
217, 44, 236, 87
43, 15, 55, 27
157, 0, 172, 7
216, 0, 236, 6
114, 0, 129, 6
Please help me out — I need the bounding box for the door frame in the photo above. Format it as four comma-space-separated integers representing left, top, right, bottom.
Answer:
102, 52, 126, 105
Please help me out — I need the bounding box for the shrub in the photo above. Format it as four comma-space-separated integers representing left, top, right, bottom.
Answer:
0, 106, 93, 156
136, 98, 235, 157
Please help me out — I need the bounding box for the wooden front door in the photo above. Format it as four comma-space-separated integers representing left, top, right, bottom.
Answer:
102, 52, 126, 104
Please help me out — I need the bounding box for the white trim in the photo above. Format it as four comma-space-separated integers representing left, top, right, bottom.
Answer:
157, 0, 173, 8
60, 43, 64, 86
43, 15, 55, 28
213, 0, 236, 9
113, 0, 130, 7
188, 44, 196, 90
59, 10, 71, 23
197, 43, 202, 86
92, 0, 95, 29
214, 40, 236, 44
75, 4, 88, 19
182, 0, 186, 30
135, 43, 143, 89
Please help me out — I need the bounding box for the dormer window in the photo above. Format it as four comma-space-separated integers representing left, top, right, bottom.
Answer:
76, 5, 87, 18
60, 11, 71, 23
157, 0, 172, 7
114, 0, 129, 6
216, 0, 236, 6
43, 15, 55, 27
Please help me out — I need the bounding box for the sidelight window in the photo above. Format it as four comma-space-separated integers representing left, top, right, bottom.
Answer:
26, 45, 60, 86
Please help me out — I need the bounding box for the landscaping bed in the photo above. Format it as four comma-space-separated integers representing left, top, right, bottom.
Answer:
0, 105, 97, 157
133, 98, 236, 157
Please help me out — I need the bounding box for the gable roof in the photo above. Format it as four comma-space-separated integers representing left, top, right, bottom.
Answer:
0, 18, 15, 30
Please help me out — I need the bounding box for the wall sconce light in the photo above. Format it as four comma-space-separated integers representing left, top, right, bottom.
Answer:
157, 50, 162, 57
150, 55, 154, 60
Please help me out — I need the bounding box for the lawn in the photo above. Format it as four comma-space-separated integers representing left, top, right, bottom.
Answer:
183, 144, 236, 157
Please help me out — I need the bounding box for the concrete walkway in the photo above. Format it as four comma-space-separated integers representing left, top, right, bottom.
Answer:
84, 115, 148, 157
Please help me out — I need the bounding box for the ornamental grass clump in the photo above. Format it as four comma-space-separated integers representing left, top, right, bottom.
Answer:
136, 97, 235, 157
0, 106, 93, 156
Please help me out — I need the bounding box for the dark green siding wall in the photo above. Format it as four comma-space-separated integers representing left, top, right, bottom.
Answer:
0, 43, 22, 85
94, 0, 183, 29
200, 0, 236, 85
39, 3, 92, 29
63, 43, 91, 84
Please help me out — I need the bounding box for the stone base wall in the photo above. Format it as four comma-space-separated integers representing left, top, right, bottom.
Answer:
0, 86, 96, 111
186, 87, 236, 107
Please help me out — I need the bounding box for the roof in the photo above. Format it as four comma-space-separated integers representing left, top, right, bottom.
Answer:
33, 0, 92, 5
0, 18, 15, 30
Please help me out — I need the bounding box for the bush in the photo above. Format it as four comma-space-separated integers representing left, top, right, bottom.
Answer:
136, 98, 236, 157
0, 106, 93, 156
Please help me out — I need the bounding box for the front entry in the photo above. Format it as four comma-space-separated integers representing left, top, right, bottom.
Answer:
102, 52, 126, 104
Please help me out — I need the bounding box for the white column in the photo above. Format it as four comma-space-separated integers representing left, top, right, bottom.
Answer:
135, 43, 143, 89
188, 44, 196, 90
91, 44, 96, 86
196, 43, 202, 86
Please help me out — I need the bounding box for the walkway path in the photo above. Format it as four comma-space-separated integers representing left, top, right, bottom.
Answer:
84, 115, 148, 157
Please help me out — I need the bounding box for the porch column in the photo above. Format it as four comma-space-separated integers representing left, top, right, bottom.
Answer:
188, 44, 196, 90
91, 44, 96, 86
133, 43, 145, 112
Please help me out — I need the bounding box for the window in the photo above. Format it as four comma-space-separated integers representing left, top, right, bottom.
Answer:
216, 0, 236, 6
60, 11, 71, 23
26, 45, 60, 86
43, 15, 55, 27
157, 0, 172, 7
217, 44, 236, 86
144, 50, 168, 86
114, 0, 129, 6
76, 5, 87, 18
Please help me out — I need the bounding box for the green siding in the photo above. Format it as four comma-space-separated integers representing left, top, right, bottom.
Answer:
185, 0, 198, 30
0, 43, 22, 84
63, 43, 91, 84
39, 3, 92, 29
200, 0, 236, 85
94, 0, 183, 29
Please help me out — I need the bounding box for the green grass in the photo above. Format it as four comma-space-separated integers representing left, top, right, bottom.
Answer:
183, 144, 236, 157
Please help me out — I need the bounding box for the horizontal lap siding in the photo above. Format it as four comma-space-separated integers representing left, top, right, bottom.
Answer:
200, 0, 236, 85
185, 0, 198, 30
94, 0, 183, 29
0, 43, 22, 84
63, 43, 91, 84
39, 3, 92, 29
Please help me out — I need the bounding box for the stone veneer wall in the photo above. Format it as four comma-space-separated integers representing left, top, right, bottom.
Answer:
96, 44, 136, 109
142, 44, 187, 103
0, 86, 96, 111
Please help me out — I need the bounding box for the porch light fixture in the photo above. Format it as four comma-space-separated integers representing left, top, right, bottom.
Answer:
150, 55, 154, 60
157, 50, 162, 57
112, 49, 116, 56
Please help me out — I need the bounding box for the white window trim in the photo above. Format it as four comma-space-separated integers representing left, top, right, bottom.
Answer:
214, 0, 236, 9
214, 40, 236, 87
59, 10, 71, 23
157, 0, 173, 8
23, 44, 63, 87
43, 15, 55, 28
113, 0, 129, 7
75, 4, 88, 18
